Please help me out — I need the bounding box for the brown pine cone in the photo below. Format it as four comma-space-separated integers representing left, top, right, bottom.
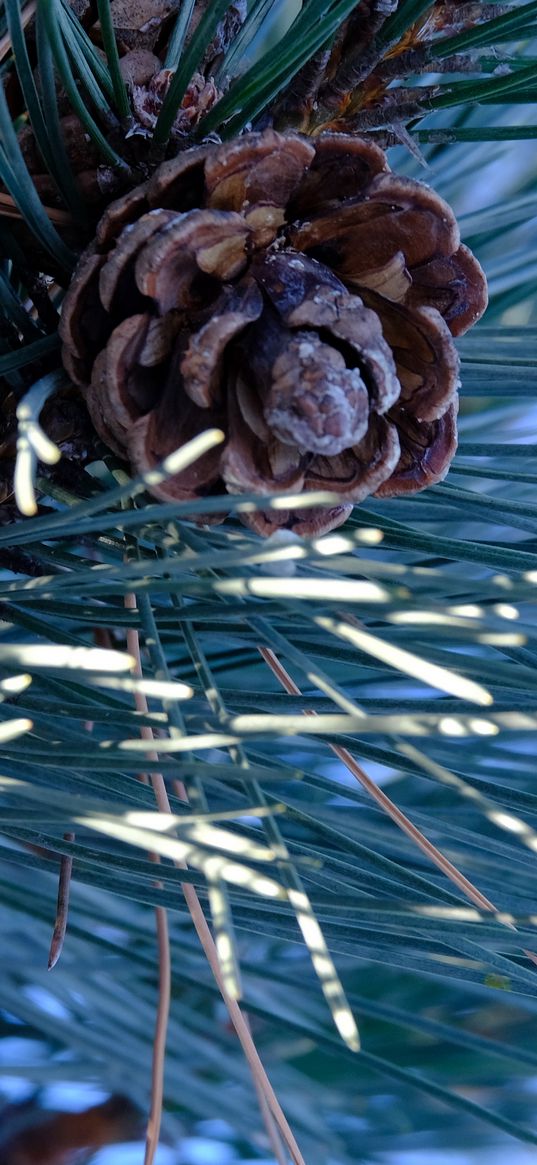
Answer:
59, 130, 487, 537
18, 115, 120, 211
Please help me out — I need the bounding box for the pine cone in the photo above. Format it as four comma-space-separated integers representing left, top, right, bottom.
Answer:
18, 115, 120, 211
59, 131, 487, 537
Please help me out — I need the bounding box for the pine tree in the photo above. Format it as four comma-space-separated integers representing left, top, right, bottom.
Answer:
1, 2, 537, 1162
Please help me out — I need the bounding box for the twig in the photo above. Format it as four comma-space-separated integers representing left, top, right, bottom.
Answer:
47, 832, 74, 970
145, 903, 171, 1163
124, 597, 171, 1165
125, 595, 304, 1165
316, 0, 398, 110
376, 47, 498, 81
169, 844, 305, 1165
271, 49, 331, 130
428, 3, 510, 35
170, 783, 288, 1165
0, 1, 36, 63
257, 646, 497, 912
251, 1080, 289, 1165
258, 642, 537, 967
0, 192, 73, 225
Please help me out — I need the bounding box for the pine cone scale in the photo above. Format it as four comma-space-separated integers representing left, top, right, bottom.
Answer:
377, 401, 458, 497
146, 149, 210, 211
181, 281, 264, 408
407, 242, 489, 336
129, 355, 226, 511
288, 134, 388, 217
98, 209, 178, 312
59, 250, 108, 384
363, 292, 460, 422
204, 133, 315, 214
222, 381, 309, 497
86, 350, 128, 457
306, 413, 401, 500
96, 184, 151, 248
133, 209, 250, 312
104, 314, 159, 424
60, 130, 487, 537
288, 178, 460, 285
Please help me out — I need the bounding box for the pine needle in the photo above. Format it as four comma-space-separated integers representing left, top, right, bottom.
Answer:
47, 832, 74, 970
0, 191, 73, 224
258, 646, 498, 914
124, 595, 305, 1165
124, 600, 171, 1165
0, 0, 36, 62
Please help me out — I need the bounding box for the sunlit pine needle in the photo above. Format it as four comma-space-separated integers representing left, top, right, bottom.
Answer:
257, 646, 498, 914
258, 643, 537, 964
124, 594, 305, 1165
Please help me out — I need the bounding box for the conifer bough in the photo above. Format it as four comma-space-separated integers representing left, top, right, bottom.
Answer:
60, 130, 487, 536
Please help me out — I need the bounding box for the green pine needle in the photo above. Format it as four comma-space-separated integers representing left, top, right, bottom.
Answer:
1, 3, 537, 1161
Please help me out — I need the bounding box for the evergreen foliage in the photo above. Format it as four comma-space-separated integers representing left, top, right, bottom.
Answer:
0, 1, 537, 1160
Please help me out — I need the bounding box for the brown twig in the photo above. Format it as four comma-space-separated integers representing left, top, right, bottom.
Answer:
257, 642, 537, 967
376, 47, 496, 81
324, 86, 439, 134
169, 782, 288, 1165
252, 1086, 289, 1165
168, 843, 305, 1165
0, 192, 73, 226
257, 645, 497, 912
0, 1, 36, 63
427, 3, 510, 35
271, 49, 332, 130
124, 596, 171, 1165
124, 595, 305, 1165
316, 0, 398, 110
145, 903, 171, 1163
